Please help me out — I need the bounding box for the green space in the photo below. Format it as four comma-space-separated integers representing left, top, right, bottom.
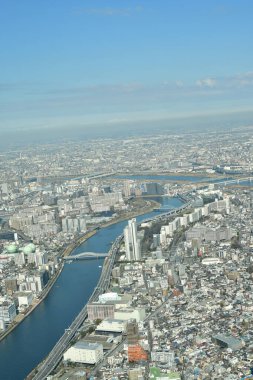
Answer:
150, 367, 180, 379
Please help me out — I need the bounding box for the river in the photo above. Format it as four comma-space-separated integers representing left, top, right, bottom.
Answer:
0, 196, 182, 380
114, 174, 253, 187
114, 174, 208, 182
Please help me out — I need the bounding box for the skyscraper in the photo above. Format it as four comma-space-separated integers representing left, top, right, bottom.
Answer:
124, 218, 141, 261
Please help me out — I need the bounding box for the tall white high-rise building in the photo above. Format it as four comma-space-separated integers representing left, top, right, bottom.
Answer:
62, 217, 86, 233
124, 218, 141, 261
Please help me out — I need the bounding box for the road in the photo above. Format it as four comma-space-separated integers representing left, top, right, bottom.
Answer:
29, 200, 191, 379
63, 252, 108, 261
91, 294, 173, 376
29, 235, 123, 380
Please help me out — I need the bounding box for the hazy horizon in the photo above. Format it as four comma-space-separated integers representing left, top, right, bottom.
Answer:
1, 0, 253, 141
1, 109, 253, 151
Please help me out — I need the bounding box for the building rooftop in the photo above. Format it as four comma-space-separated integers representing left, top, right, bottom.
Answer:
73, 341, 102, 351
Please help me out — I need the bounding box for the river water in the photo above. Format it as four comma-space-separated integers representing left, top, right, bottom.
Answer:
114, 174, 208, 182
114, 174, 253, 187
0, 196, 182, 380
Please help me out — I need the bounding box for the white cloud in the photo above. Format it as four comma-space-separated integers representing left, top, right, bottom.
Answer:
234, 72, 253, 87
195, 72, 253, 90
196, 78, 217, 88
175, 80, 184, 87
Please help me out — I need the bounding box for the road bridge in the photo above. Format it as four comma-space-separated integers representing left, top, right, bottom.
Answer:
29, 235, 123, 380
28, 201, 190, 380
153, 206, 173, 212
212, 176, 252, 187
63, 252, 108, 261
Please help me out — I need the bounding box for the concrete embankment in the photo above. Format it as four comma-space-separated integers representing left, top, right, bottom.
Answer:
62, 229, 97, 257
0, 229, 97, 343
0, 266, 64, 343
101, 199, 160, 228
0, 200, 159, 343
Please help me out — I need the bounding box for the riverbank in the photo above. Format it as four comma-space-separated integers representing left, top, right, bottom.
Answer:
28, 197, 186, 380
25, 199, 162, 378
0, 199, 160, 343
62, 229, 98, 257
0, 265, 64, 343
113, 171, 227, 178
101, 199, 160, 228
0, 196, 183, 380
0, 229, 98, 342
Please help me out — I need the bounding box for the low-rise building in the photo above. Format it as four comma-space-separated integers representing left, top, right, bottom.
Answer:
87, 302, 115, 321
96, 318, 127, 333
114, 307, 146, 322
63, 341, 103, 364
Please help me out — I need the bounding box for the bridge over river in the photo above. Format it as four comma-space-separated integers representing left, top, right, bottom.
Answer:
212, 176, 253, 187
63, 252, 108, 261
153, 206, 173, 212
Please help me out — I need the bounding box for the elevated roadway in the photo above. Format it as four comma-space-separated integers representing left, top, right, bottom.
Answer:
29, 200, 191, 380
29, 235, 123, 380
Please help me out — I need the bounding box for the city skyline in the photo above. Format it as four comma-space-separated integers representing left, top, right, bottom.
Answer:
1, 2, 253, 377
0, 127, 253, 378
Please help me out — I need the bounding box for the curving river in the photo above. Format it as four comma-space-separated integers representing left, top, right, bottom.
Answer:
0, 196, 183, 380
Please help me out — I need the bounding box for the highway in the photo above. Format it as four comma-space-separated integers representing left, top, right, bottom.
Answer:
141, 201, 191, 224
29, 200, 191, 380
29, 235, 123, 380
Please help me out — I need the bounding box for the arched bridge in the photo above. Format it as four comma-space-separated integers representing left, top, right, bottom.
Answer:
63, 252, 108, 261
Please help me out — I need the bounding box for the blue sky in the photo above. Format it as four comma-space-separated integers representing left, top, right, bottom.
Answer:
1, 0, 253, 131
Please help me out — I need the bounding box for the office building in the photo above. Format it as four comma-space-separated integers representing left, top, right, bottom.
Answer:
124, 218, 141, 261
5, 278, 18, 294
145, 182, 164, 195
0, 299, 16, 323
127, 319, 139, 345
62, 216, 86, 233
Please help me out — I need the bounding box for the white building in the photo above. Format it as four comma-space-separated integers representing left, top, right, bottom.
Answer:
0, 299, 16, 323
0, 319, 6, 330
114, 308, 146, 322
63, 342, 103, 364
14, 252, 26, 266
96, 318, 127, 333
99, 292, 121, 303
124, 218, 141, 261
202, 257, 223, 265
17, 292, 33, 307
151, 351, 175, 365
